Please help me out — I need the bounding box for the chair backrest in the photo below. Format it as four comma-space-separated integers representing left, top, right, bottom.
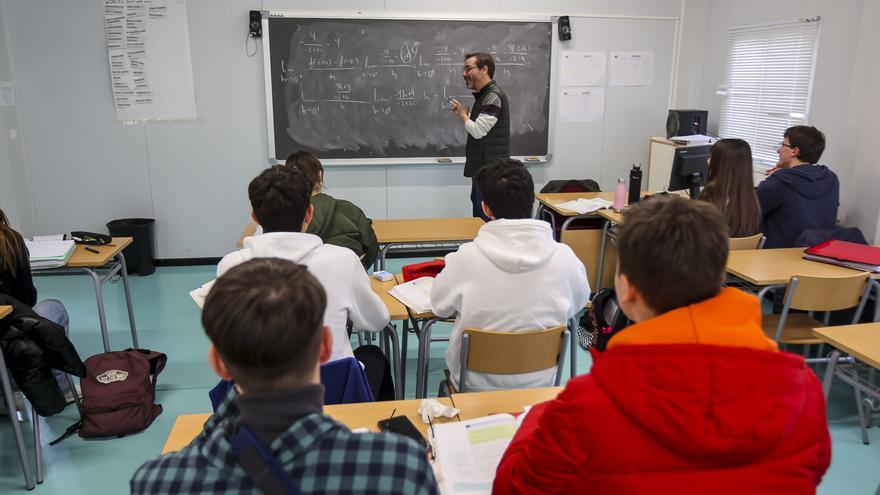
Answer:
784, 272, 872, 312
728, 233, 765, 251
461, 325, 566, 375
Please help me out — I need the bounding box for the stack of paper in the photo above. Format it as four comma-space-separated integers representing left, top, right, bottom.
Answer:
388, 277, 434, 314
670, 134, 715, 145
429, 413, 528, 495
554, 197, 613, 215
25, 239, 75, 269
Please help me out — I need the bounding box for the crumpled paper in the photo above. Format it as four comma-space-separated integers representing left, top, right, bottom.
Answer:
418, 399, 460, 424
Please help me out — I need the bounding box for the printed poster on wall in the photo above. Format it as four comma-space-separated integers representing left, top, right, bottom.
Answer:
608, 52, 654, 87
104, 0, 197, 120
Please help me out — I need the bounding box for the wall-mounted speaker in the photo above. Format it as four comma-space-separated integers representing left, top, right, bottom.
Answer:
558, 16, 571, 41
249, 10, 262, 38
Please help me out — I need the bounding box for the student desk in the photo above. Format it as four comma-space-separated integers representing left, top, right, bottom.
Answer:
372, 218, 484, 271
161, 387, 563, 454
31, 237, 138, 353
726, 248, 880, 285
813, 323, 880, 440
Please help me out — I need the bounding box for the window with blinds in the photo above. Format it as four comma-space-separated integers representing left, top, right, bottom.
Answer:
718, 17, 821, 171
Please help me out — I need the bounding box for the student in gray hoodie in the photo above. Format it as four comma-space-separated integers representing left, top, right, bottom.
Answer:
757, 126, 839, 248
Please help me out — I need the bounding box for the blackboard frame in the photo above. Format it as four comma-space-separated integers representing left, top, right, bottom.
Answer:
261, 11, 557, 165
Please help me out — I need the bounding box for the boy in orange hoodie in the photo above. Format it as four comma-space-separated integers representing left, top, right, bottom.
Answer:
494, 196, 831, 494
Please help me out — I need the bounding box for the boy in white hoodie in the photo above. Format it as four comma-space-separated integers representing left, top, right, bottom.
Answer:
431, 159, 591, 392
218, 165, 389, 362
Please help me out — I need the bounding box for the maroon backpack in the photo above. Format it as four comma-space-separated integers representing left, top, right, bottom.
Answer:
78, 348, 167, 438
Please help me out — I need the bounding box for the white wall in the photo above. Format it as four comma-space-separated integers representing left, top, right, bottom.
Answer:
0, 0, 685, 258
0, 2, 35, 236
678, 0, 875, 238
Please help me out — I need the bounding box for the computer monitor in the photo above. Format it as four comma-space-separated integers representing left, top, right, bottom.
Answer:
668, 144, 712, 198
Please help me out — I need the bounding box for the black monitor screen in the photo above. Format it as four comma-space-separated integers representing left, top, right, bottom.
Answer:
668, 144, 712, 198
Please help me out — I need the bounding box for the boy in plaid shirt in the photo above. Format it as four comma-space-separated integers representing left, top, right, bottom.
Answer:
131, 258, 438, 494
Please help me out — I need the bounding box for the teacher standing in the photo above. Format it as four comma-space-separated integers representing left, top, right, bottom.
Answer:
450, 52, 510, 220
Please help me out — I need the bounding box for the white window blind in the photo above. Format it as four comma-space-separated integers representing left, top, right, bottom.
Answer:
718, 17, 821, 170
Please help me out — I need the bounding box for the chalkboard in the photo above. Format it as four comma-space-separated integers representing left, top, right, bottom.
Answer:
263, 15, 553, 162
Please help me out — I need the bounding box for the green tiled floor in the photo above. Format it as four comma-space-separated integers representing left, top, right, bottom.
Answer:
0, 261, 878, 493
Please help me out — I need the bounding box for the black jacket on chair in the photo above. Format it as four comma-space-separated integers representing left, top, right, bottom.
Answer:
0, 294, 86, 416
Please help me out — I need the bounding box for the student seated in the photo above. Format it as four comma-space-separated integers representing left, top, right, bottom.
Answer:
218, 165, 389, 362
698, 138, 762, 237
0, 209, 75, 403
757, 125, 839, 248
251, 151, 379, 269
287, 151, 379, 269
494, 196, 830, 494
430, 159, 590, 392
131, 258, 438, 494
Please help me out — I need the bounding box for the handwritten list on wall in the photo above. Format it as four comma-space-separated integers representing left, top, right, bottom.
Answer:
104, 0, 197, 121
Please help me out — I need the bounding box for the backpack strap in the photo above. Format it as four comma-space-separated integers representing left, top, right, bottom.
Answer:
124, 348, 167, 387
230, 425, 303, 495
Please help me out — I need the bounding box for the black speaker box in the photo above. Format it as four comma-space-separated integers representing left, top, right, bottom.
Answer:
558, 16, 572, 41
666, 109, 707, 138
249, 10, 262, 38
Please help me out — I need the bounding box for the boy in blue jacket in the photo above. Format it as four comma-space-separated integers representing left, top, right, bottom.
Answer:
757, 125, 838, 248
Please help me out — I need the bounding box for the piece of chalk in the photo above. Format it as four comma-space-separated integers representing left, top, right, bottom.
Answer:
437, 158, 453, 163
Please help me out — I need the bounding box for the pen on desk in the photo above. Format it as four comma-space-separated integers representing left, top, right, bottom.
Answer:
84, 247, 100, 254
447, 394, 462, 421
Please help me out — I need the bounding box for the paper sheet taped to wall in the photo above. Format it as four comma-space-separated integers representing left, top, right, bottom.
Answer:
608, 52, 654, 87
103, 0, 196, 120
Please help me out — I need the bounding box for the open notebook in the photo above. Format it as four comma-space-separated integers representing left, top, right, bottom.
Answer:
388, 277, 434, 314
429, 411, 529, 495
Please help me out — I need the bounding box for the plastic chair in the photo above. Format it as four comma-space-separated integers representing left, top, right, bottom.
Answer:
761, 273, 872, 347
728, 233, 766, 251
445, 325, 568, 394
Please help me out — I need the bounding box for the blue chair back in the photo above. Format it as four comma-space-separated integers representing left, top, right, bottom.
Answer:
209, 357, 374, 411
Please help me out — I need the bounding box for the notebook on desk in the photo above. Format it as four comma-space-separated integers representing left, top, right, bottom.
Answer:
429, 412, 528, 495
25, 239, 75, 269
388, 277, 434, 314
805, 240, 880, 273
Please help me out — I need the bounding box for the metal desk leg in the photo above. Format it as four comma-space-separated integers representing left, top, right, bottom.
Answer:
595, 220, 611, 290
822, 349, 841, 399
117, 254, 139, 349
400, 319, 410, 396
415, 319, 432, 399
569, 317, 578, 379
0, 352, 35, 490
32, 407, 42, 484
378, 244, 394, 272
383, 324, 402, 400
85, 268, 111, 353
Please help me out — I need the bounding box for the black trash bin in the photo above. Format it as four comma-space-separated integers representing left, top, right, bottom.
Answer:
106, 218, 156, 276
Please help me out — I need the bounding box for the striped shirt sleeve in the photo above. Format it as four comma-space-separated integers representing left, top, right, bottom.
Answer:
464, 93, 501, 139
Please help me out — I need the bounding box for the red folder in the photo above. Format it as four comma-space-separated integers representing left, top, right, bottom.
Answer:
805, 240, 880, 266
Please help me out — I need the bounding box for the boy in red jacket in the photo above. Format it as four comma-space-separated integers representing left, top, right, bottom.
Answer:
494, 196, 831, 494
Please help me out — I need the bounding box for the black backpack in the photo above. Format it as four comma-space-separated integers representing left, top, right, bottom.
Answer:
578, 288, 631, 352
